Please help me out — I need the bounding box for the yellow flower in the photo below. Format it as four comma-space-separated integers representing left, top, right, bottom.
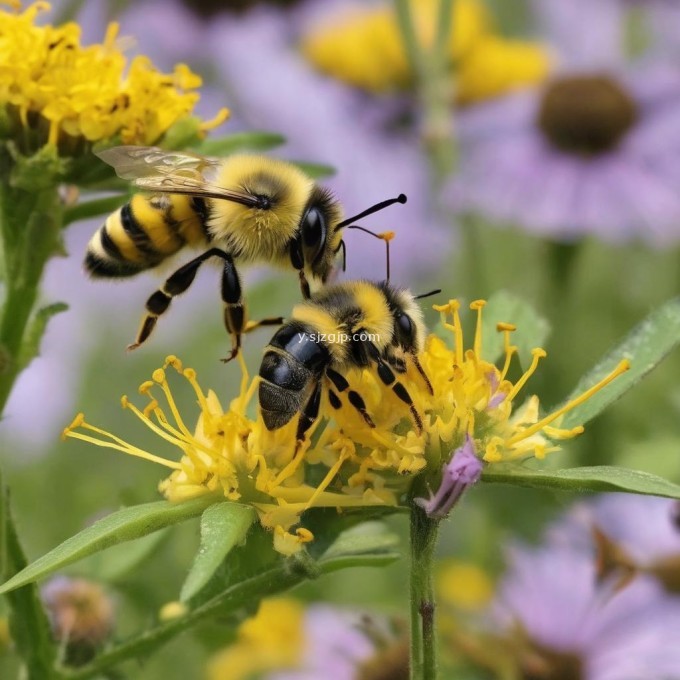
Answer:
456, 36, 551, 105
301, 0, 489, 93
300, 0, 549, 102
63, 301, 628, 555
0, 2, 228, 151
207, 598, 305, 680
63, 356, 391, 556
436, 559, 493, 612
314, 299, 629, 501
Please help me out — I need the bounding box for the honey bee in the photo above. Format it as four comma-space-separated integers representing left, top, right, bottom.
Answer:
258, 279, 440, 441
86, 146, 406, 360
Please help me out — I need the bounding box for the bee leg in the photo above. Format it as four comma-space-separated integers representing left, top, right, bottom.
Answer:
366, 344, 423, 434
289, 233, 312, 299
129, 247, 230, 350
244, 317, 285, 333
298, 271, 311, 300
326, 368, 375, 428
410, 353, 434, 395
219, 254, 247, 363
296, 381, 322, 442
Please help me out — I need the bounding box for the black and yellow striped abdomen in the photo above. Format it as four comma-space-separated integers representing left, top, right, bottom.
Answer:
84, 194, 210, 278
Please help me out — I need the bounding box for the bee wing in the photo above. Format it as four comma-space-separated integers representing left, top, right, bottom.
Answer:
95, 146, 263, 207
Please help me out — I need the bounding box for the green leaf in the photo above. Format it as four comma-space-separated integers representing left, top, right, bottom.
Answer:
60, 522, 399, 680
0, 496, 217, 595
192, 132, 286, 156
17, 302, 68, 372
557, 297, 680, 429
319, 521, 401, 572
482, 465, 680, 499
180, 503, 255, 603
290, 161, 336, 179
72, 529, 170, 583
1, 469, 57, 679
480, 291, 551, 366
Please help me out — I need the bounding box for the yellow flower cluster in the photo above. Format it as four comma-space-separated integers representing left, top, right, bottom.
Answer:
63, 302, 628, 556
300, 0, 550, 104
0, 2, 227, 149
313, 299, 629, 500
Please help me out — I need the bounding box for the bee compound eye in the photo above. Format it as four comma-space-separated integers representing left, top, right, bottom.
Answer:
396, 313, 413, 339
302, 207, 327, 262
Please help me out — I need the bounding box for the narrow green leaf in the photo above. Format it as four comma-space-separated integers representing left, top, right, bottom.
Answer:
61, 539, 399, 680
1, 470, 57, 679
558, 297, 680, 429
73, 529, 170, 583
482, 465, 680, 499
17, 302, 68, 372
180, 503, 255, 603
192, 132, 286, 156
480, 291, 551, 366
290, 160, 336, 179
322, 521, 400, 560
0, 496, 216, 595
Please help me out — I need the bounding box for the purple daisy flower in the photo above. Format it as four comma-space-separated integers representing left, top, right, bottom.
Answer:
490, 543, 680, 680
549, 494, 680, 593
449, 0, 680, 245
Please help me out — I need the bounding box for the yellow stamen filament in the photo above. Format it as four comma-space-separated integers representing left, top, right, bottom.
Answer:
497, 323, 517, 381
470, 300, 486, 358
64, 420, 181, 469
152, 369, 194, 440
506, 348, 547, 401
304, 452, 350, 510
200, 107, 230, 132
507, 359, 630, 446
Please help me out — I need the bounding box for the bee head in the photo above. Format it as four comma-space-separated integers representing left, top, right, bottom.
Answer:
300, 187, 344, 284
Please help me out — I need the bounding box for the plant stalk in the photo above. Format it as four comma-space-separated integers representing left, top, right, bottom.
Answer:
410, 503, 440, 679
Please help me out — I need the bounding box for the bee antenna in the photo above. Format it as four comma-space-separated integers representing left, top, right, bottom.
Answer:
336, 239, 347, 272
346, 225, 393, 281
414, 288, 441, 300
334, 193, 407, 232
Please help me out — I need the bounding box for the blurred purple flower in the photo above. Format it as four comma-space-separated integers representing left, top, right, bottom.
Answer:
449, 0, 680, 245
269, 606, 377, 680
491, 543, 680, 680
415, 435, 482, 519
549, 494, 680, 593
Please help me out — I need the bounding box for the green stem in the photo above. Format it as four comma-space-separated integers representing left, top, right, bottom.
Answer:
1, 467, 58, 680
409, 504, 440, 680
0, 180, 63, 417
395, 0, 456, 187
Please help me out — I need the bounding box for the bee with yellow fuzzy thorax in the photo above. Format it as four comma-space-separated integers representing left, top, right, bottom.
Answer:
258, 250, 440, 442
86, 146, 406, 361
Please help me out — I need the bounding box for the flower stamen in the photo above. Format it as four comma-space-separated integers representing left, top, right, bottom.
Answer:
507, 359, 630, 446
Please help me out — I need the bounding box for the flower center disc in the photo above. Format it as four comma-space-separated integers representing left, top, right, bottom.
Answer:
537, 75, 638, 156
521, 644, 583, 680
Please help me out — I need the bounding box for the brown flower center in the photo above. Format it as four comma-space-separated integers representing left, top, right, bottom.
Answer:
358, 637, 410, 680
650, 554, 680, 594
520, 644, 584, 680
537, 75, 638, 156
